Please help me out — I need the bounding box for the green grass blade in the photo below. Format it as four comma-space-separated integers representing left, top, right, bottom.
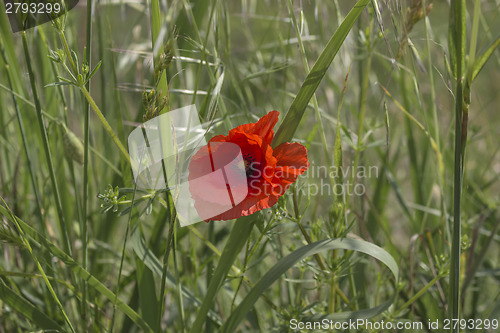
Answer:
21, 31, 73, 256
467, 0, 481, 79
135, 257, 159, 331
0, 205, 154, 333
0, 282, 64, 331
129, 226, 223, 326
0, 5, 23, 91
381, 86, 444, 180
271, 0, 370, 147
472, 35, 500, 81
334, 113, 344, 205
189, 216, 255, 333
0, 198, 76, 333
448, 0, 458, 78
0, 42, 44, 229
81, 0, 95, 324
221, 238, 399, 332
449, 0, 466, 328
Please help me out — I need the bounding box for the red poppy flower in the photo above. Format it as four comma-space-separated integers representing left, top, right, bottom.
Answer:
188, 111, 309, 221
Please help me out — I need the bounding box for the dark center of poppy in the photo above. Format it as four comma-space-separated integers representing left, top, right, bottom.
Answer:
243, 153, 259, 178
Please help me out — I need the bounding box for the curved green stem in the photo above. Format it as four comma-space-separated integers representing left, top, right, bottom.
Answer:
78, 85, 131, 163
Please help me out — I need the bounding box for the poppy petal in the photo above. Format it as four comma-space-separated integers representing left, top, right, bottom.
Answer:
229, 110, 279, 142
187, 111, 309, 222
273, 142, 309, 171
207, 182, 278, 220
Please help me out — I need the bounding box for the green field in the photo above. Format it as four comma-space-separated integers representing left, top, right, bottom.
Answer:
1, 0, 500, 332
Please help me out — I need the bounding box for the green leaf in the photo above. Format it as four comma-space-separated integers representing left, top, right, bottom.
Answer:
135, 257, 159, 331
472, 35, 500, 82
86, 60, 102, 83
189, 216, 255, 333
448, 0, 457, 78
56, 75, 76, 85
271, 0, 370, 147
220, 238, 399, 332
0, 282, 64, 331
70, 50, 79, 74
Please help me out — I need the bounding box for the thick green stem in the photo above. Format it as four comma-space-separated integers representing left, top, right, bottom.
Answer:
58, 30, 78, 76
449, 0, 466, 328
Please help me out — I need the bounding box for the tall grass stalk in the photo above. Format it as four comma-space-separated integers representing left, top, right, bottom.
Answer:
81, 0, 94, 327
0, 43, 44, 232
79, 84, 130, 162
285, 0, 334, 307
422, 0, 446, 233
21, 31, 72, 256
149, 1, 177, 330
350, 9, 374, 209
0, 197, 76, 333
449, 0, 466, 328
109, 184, 139, 333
